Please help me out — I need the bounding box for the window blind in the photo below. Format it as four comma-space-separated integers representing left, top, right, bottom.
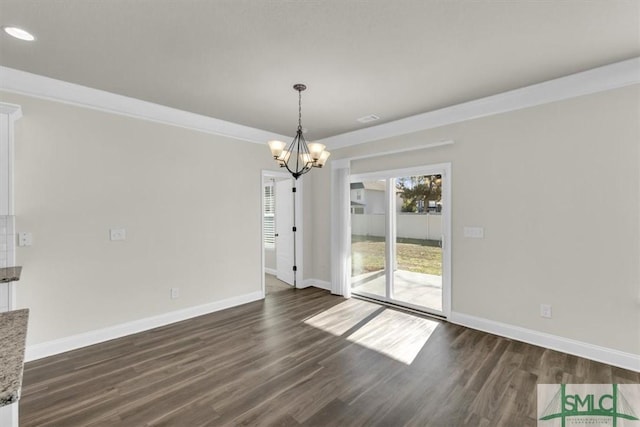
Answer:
263, 184, 275, 248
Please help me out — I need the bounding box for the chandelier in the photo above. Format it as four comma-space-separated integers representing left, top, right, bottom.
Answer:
267, 84, 330, 179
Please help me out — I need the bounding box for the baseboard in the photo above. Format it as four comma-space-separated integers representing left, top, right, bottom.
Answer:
264, 268, 277, 276
449, 311, 640, 372
25, 291, 264, 362
300, 278, 332, 291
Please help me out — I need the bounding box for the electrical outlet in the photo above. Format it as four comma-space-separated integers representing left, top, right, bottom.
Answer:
540, 304, 552, 319
463, 226, 484, 238
109, 228, 126, 241
170, 288, 179, 299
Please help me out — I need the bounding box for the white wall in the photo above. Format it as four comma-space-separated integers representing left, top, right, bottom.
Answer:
1, 91, 280, 346
264, 247, 276, 271
306, 166, 331, 280
313, 85, 640, 356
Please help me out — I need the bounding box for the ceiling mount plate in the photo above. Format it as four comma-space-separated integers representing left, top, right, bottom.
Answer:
357, 114, 380, 123
293, 84, 307, 92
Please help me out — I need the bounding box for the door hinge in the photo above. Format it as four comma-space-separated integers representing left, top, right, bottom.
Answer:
292, 265, 297, 271
292, 187, 297, 193
292, 226, 297, 232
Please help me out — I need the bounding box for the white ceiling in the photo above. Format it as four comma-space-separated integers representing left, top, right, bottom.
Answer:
0, 0, 638, 140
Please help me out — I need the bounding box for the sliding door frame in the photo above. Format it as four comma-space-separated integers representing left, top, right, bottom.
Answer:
350, 163, 452, 318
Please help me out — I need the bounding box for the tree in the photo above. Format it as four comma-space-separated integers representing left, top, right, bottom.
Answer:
396, 175, 442, 213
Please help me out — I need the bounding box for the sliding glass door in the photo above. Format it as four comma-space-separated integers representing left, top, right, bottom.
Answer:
350, 179, 387, 300
392, 174, 443, 312
350, 165, 450, 317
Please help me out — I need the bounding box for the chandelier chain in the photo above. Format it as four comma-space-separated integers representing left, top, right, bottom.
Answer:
298, 89, 302, 131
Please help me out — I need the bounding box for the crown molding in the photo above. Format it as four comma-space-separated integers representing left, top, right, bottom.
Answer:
319, 57, 640, 150
2, 58, 638, 149
0, 66, 288, 144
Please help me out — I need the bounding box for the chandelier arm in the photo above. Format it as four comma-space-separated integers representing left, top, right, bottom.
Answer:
295, 132, 301, 174
283, 132, 306, 179
284, 135, 298, 178
299, 133, 313, 172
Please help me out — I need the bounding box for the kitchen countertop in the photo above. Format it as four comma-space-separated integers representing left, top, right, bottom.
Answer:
0, 309, 29, 407
0, 267, 22, 283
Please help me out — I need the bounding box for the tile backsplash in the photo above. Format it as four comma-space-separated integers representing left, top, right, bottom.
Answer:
0, 215, 15, 268
0, 216, 15, 312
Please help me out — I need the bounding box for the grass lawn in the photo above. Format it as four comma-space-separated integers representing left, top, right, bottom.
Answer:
351, 235, 442, 276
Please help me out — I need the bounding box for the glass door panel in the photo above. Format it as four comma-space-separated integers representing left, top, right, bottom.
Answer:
350, 180, 386, 299
350, 168, 448, 318
392, 174, 443, 313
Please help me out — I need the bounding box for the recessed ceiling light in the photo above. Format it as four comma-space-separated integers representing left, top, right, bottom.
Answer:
3, 27, 36, 41
357, 114, 380, 123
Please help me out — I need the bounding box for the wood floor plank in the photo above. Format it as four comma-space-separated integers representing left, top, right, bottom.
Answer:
20, 275, 640, 426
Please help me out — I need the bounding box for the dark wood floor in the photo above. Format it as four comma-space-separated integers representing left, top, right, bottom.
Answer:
21, 276, 639, 426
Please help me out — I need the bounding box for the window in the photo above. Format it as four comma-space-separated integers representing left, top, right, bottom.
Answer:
263, 184, 275, 248
351, 206, 364, 215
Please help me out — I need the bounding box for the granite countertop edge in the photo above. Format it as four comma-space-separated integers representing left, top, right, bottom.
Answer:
0, 308, 29, 407
0, 266, 22, 283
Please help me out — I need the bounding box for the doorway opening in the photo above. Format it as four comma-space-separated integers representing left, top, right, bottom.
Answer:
350, 164, 451, 318
261, 170, 304, 296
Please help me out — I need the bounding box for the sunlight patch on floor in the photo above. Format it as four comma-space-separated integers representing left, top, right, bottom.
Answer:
346, 309, 438, 365
303, 299, 381, 336
304, 299, 438, 365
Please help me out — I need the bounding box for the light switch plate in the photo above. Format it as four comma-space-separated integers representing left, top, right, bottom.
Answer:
109, 228, 126, 241
17, 232, 33, 247
463, 226, 484, 238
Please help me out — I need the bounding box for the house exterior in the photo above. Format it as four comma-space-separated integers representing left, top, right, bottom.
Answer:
350, 182, 404, 214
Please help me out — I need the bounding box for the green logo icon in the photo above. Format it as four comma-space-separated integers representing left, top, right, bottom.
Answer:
539, 384, 639, 427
